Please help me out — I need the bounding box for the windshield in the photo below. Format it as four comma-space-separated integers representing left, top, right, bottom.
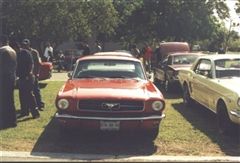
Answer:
215, 59, 240, 78
73, 59, 145, 80
172, 55, 199, 64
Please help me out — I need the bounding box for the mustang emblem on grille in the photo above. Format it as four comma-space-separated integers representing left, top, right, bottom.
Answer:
101, 103, 120, 110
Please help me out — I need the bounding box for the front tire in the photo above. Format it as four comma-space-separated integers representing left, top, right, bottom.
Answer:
217, 103, 234, 135
183, 84, 193, 106
140, 128, 159, 142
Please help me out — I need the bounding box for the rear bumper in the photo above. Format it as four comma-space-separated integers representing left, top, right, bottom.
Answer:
55, 113, 165, 131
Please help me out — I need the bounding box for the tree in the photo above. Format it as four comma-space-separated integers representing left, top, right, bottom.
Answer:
1, 0, 119, 51
112, 0, 229, 47
1, 0, 231, 52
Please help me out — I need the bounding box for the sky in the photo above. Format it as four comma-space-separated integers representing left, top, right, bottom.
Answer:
225, 0, 240, 33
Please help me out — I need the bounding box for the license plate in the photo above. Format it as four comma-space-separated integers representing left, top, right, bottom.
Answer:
100, 121, 120, 131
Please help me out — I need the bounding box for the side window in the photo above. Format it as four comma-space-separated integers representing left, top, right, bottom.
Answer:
194, 59, 212, 78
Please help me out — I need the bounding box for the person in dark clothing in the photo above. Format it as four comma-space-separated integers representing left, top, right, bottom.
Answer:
94, 41, 102, 53
13, 42, 40, 119
130, 44, 140, 58
0, 35, 17, 129
56, 50, 65, 72
153, 43, 162, 68
82, 43, 91, 56
21, 39, 45, 111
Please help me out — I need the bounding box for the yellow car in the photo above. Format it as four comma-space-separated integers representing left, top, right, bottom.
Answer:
178, 54, 240, 134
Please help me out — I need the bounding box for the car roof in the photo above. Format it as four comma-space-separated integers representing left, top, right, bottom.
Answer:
114, 50, 132, 54
93, 51, 133, 57
78, 52, 140, 62
198, 54, 240, 61
168, 52, 204, 56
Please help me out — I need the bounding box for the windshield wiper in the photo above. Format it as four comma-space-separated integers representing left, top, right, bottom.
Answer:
77, 75, 98, 78
109, 76, 128, 78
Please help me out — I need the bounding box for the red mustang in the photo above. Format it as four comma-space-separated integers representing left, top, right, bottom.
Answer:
55, 52, 165, 140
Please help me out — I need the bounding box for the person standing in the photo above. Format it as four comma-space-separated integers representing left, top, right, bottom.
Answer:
82, 43, 91, 56
56, 50, 65, 72
153, 42, 162, 68
94, 41, 102, 53
14, 41, 40, 119
130, 44, 140, 58
143, 43, 153, 72
0, 35, 17, 129
43, 42, 53, 62
21, 39, 45, 111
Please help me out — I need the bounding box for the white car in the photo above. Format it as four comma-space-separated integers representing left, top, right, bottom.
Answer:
178, 54, 240, 134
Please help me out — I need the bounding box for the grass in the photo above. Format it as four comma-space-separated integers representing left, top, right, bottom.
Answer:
0, 81, 63, 151
0, 81, 239, 156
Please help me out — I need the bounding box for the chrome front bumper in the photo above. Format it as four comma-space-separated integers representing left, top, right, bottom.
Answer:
55, 113, 166, 121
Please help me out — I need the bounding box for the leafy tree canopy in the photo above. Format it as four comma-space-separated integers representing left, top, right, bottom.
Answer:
1, 0, 231, 50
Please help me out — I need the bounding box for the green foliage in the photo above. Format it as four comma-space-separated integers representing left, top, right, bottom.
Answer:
2, 0, 119, 46
227, 34, 240, 51
1, 0, 233, 51
112, 0, 230, 46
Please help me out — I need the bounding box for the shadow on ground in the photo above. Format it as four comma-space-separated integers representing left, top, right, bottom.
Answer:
154, 81, 182, 99
31, 117, 157, 159
172, 102, 240, 156
39, 82, 48, 89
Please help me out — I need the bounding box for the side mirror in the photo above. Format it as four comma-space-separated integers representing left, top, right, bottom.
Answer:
68, 72, 72, 78
146, 73, 152, 79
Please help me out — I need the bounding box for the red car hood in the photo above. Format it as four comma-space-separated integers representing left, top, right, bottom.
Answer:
168, 64, 192, 71
58, 79, 163, 100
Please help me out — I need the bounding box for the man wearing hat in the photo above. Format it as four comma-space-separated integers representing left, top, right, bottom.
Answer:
21, 39, 45, 111
0, 35, 17, 129
15, 39, 40, 119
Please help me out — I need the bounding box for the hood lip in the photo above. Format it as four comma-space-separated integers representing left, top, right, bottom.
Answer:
63, 78, 149, 91
59, 78, 159, 100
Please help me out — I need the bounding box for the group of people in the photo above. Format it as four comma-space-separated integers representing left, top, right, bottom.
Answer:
78, 41, 103, 56
0, 35, 45, 130
129, 43, 153, 72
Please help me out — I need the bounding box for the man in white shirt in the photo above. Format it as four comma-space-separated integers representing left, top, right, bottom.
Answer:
44, 42, 53, 62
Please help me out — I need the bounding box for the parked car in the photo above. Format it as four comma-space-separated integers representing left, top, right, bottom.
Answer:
154, 52, 204, 92
152, 42, 190, 68
39, 62, 53, 81
55, 52, 166, 140
178, 54, 240, 134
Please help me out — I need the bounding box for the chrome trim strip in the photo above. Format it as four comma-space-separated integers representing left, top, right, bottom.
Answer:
55, 113, 165, 121
230, 110, 240, 118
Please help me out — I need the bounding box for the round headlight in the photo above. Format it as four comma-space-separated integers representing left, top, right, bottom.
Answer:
57, 99, 69, 110
152, 101, 164, 111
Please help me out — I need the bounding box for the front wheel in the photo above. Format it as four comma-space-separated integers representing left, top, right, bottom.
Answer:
140, 128, 159, 142
183, 84, 193, 106
217, 103, 234, 135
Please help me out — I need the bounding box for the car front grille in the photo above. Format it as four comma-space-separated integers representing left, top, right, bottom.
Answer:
78, 100, 144, 112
